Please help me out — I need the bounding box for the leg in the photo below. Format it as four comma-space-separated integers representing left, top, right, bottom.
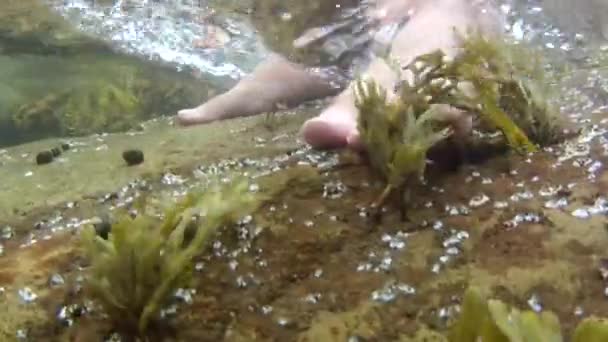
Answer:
177, 54, 341, 126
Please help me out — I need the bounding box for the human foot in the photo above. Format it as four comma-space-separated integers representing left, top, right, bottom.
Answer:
300, 103, 361, 150
176, 90, 243, 126
177, 53, 341, 127
177, 106, 214, 126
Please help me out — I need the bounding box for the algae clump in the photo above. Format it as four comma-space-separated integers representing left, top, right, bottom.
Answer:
355, 78, 452, 220
81, 180, 260, 338
355, 34, 563, 218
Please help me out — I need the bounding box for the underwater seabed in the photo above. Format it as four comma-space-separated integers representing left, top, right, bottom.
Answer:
1, 99, 608, 341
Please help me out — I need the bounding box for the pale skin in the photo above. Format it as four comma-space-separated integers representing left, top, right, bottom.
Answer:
177, 0, 504, 151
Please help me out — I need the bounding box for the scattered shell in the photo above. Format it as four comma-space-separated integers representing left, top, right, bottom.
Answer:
381, 232, 408, 250
18, 287, 38, 303
57, 304, 86, 327
174, 288, 196, 304
303, 293, 322, 304
276, 317, 292, 327
482, 177, 493, 184
571, 208, 590, 219
49, 274, 65, 287
323, 180, 347, 199
445, 204, 471, 216
527, 294, 542, 312
510, 191, 534, 202
1, 226, 14, 240
493, 201, 509, 209
161, 172, 186, 185
469, 194, 490, 208
371, 282, 416, 303
544, 198, 568, 209
503, 213, 542, 228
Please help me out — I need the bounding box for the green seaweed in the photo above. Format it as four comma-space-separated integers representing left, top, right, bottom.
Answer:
81, 180, 260, 338
354, 34, 563, 218
572, 317, 608, 342
446, 287, 608, 342
354, 78, 452, 220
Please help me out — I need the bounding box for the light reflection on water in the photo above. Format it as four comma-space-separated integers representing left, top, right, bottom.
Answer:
46, 0, 608, 77
47, 0, 268, 79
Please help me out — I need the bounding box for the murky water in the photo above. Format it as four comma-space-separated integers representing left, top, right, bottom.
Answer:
2, 0, 608, 341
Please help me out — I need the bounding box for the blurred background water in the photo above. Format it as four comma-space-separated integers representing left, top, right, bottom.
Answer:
1, 0, 608, 147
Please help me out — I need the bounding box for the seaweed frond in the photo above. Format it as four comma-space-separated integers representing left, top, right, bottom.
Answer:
81, 180, 260, 338
354, 32, 564, 219
354, 78, 452, 219
447, 287, 608, 342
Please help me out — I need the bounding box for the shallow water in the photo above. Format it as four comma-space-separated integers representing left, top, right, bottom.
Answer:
2, 0, 608, 341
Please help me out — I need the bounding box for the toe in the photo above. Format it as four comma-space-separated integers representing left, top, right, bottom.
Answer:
176, 109, 196, 126
177, 108, 210, 126
300, 118, 350, 149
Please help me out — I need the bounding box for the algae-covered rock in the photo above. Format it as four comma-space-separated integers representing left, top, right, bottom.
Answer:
0, 0, 215, 146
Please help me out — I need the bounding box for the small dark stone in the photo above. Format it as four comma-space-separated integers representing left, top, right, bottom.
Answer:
94, 220, 112, 240
122, 149, 144, 166
51, 147, 62, 157
61, 143, 71, 151
36, 151, 54, 165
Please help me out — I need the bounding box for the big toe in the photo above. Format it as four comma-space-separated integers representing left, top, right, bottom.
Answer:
176, 109, 197, 126
177, 108, 211, 126
300, 118, 352, 150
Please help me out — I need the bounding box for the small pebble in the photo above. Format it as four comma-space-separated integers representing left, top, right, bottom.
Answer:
122, 149, 144, 166
36, 151, 54, 165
